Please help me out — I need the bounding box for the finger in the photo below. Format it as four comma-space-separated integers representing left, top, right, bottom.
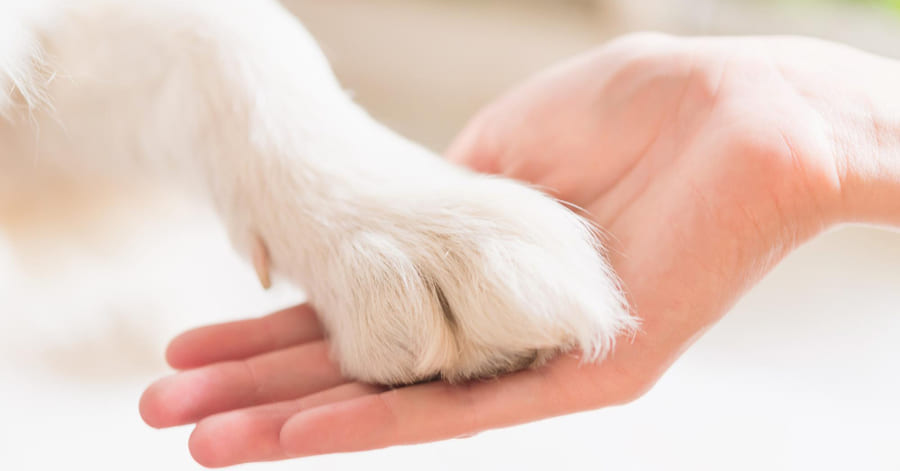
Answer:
279, 354, 642, 457
141, 341, 346, 428
166, 304, 324, 369
188, 382, 383, 468
445, 114, 504, 174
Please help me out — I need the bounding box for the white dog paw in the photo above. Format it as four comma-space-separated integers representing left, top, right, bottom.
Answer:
242, 157, 636, 385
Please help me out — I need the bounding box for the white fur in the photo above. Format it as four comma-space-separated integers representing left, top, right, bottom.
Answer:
0, 0, 635, 384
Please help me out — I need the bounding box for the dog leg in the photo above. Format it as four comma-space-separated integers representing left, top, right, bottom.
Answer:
0, 0, 636, 384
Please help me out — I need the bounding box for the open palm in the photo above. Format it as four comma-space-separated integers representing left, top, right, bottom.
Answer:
140, 34, 852, 467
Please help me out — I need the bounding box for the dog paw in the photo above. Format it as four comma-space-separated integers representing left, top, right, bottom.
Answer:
240, 156, 636, 385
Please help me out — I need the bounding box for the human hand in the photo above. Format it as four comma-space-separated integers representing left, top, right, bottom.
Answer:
140, 33, 899, 466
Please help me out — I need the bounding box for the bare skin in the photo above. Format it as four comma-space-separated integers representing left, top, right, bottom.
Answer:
139, 34, 900, 467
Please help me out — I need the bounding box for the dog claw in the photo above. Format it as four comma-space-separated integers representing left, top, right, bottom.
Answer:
251, 233, 272, 290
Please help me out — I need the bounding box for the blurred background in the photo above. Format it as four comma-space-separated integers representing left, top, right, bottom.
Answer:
1, 1, 898, 469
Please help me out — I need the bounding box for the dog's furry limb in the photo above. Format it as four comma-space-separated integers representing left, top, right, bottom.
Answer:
0, 0, 636, 384
0, 2, 51, 121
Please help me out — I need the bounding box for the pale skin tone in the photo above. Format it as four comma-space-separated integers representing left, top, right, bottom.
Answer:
139, 34, 900, 467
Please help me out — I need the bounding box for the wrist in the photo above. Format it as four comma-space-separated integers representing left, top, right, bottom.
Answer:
767, 39, 900, 229
833, 54, 900, 227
